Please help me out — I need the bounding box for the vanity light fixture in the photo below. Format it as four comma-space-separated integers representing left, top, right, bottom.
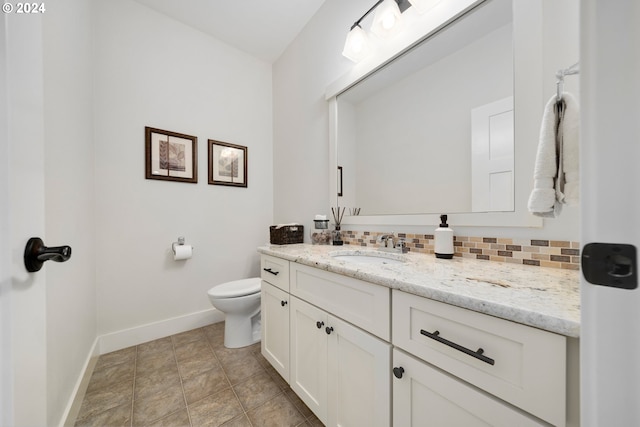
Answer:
342, 0, 421, 63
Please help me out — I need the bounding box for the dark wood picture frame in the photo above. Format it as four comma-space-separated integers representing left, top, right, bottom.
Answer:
145, 127, 198, 183
208, 139, 248, 187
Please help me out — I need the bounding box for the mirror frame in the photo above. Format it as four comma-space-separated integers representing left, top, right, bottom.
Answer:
326, 0, 543, 228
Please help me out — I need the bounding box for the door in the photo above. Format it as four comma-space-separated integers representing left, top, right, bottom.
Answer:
290, 296, 328, 423
327, 315, 391, 427
580, 1, 640, 425
260, 281, 290, 382
1, 14, 49, 427
471, 97, 514, 212
392, 349, 545, 426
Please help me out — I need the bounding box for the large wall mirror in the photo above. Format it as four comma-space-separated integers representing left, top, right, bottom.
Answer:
327, 0, 578, 228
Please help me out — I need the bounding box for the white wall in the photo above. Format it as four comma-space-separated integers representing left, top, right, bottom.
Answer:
43, 1, 97, 424
274, 0, 580, 241
273, 0, 369, 236
93, 0, 273, 337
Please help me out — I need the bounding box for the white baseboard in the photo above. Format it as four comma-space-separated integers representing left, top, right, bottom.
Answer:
99, 308, 224, 354
60, 337, 100, 427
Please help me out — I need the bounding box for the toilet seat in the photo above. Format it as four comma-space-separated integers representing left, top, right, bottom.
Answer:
208, 277, 261, 299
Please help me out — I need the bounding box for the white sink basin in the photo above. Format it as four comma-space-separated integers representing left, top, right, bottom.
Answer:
331, 253, 405, 266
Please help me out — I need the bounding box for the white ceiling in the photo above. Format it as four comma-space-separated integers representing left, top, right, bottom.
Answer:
133, 0, 326, 63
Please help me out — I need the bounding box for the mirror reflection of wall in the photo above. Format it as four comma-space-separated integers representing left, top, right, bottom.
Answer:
337, 0, 513, 216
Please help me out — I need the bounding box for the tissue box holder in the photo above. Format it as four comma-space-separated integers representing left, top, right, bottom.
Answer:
270, 225, 304, 245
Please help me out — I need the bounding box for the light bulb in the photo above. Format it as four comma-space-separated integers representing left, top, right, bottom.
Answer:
381, 14, 396, 30
342, 25, 370, 62
370, 0, 404, 38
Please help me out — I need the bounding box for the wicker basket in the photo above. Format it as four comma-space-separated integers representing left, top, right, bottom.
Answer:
270, 225, 304, 245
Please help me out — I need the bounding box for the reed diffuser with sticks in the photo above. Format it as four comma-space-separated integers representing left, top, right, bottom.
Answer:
331, 207, 346, 246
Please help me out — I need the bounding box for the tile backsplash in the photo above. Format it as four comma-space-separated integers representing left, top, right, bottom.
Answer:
340, 230, 580, 271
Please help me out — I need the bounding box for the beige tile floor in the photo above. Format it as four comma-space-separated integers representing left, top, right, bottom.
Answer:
74, 322, 323, 427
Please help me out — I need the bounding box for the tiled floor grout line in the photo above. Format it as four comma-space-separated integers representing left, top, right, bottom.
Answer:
226, 368, 256, 426
228, 376, 256, 426
205, 331, 256, 427
130, 346, 138, 427
172, 336, 195, 427
253, 347, 316, 427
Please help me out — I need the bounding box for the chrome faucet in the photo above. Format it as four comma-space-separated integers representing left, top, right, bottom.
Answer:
377, 233, 395, 248
377, 232, 409, 253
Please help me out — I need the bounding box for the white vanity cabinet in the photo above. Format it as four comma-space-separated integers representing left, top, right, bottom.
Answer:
290, 295, 391, 427
392, 348, 546, 426
392, 289, 567, 426
260, 255, 291, 382
289, 262, 392, 427
259, 255, 392, 426
258, 251, 575, 427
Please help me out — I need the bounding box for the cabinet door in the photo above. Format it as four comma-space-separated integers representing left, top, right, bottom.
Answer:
327, 315, 391, 427
261, 281, 290, 382
290, 296, 328, 423
393, 349, 546, 427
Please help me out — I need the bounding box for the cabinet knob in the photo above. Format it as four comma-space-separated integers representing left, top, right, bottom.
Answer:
325, 326, 334, 335
393, 367, 405, 379
281, 300, 288, 307
316, 321, 325, 329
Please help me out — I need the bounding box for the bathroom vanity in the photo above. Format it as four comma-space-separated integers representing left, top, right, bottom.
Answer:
258, 244, 580, 427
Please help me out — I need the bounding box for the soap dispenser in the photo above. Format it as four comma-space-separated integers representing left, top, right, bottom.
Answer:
434, 214, 454, 259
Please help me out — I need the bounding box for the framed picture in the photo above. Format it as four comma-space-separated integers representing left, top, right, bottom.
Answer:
208, 139, 248, 187
145, 127, 197, 183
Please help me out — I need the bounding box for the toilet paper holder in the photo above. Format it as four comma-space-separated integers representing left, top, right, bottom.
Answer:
172, 236, 193, 255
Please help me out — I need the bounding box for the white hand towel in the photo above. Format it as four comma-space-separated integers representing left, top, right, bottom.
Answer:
560, 92, 580, 205
528, 91, 580, 217
275, 223, 300, 229
528, 95, 562, 217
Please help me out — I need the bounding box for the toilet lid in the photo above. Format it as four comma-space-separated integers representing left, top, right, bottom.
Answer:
208, 277, 261, 298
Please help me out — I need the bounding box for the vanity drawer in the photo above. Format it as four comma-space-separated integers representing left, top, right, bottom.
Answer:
260, 255, 290, 291
290, 263, 390, 341
392, 290, 566, 427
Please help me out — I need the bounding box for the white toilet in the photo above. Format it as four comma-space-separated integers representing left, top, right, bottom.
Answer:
207, 277, 262, 348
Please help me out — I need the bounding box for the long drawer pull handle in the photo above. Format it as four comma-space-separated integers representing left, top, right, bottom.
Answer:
420, 329, 495, 366
263, 267, 279, 276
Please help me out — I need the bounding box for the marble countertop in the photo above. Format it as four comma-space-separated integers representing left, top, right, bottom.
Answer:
257, 244, 581, 338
